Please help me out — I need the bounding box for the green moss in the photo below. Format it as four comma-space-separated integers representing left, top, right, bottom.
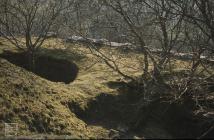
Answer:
37, 48, 86, 62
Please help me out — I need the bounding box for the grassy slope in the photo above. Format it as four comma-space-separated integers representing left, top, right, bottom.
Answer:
0, 38, 213, 138
0, 38, 123, 138
0, 58, 91, 138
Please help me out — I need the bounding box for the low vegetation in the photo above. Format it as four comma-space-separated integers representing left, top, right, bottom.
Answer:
0, 0, 214, 139
0, 38, 213, 139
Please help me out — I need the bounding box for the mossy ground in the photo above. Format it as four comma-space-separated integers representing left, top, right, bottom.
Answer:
0, 37, 213, 139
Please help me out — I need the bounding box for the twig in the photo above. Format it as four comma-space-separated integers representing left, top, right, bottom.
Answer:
198, 123, 214, 139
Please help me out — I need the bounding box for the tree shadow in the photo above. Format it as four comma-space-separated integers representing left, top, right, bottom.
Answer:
67, 81, 147, 138
68, 80, 214, 138
0, 50, 80, 84
39, 48, 86, 62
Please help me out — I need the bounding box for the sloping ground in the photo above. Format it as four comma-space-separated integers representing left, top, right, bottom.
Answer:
0, 38, 213, 139
0, 45, 135, 138
0, 58, 93, 138
0, 38, 139, 139
0, 52, 171, 139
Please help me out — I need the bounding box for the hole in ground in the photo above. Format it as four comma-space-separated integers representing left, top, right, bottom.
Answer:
0, 50, 79, 84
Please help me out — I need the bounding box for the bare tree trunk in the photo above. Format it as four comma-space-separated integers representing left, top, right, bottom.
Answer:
143, 53, 149, 78
27, 48, 35, 72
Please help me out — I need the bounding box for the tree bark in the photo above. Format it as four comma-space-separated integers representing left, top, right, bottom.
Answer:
27, 49, 35, 72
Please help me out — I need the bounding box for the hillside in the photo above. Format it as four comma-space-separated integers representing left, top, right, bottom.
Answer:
0, 38, 213, 139
0, 40, 139, 138
0, 57, 89, 138
1, 0, 214, 139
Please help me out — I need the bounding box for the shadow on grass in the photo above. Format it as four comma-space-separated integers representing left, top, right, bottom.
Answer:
0, 49, 81, 84
38, 48, 86, 62
68, 80, 214, 138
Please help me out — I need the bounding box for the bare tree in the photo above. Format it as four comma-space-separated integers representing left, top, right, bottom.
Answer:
171, 0, 214, 56
142, 0, 184, 69
0, 0, 73, 70
169, 0, 214, 75
102, 0, 157, 79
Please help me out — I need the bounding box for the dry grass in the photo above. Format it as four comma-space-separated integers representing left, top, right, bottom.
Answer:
0, 37, 213, 138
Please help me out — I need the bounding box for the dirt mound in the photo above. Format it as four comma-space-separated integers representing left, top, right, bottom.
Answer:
0, 58, 89, 138
0, 50, 79, 84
